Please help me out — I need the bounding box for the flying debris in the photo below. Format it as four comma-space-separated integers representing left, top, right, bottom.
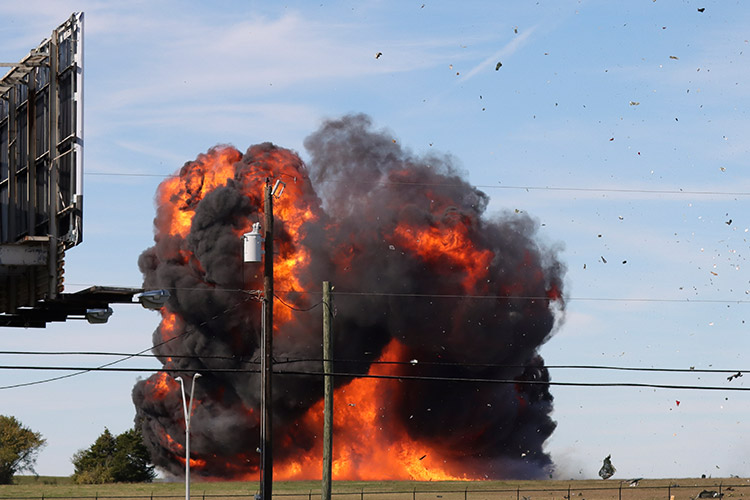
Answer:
495, 61, 503, 70
727, 371, 742, 382
697, 7, 705, 12
599, 455, 616, 480
375, 52, 383, 59
629, 478, 643, 487
629, 101, 640, 106
698, 491, 723, 499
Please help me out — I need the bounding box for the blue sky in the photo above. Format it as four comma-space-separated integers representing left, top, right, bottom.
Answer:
1, 0, 749, 480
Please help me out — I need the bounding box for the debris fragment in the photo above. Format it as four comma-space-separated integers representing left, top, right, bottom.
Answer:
495, 61, 503, 70
419, 454, 427, 460
629, 101, 640, 106
697, 7, 705, 12
727, 371, 743, 382
698, 491, 723, 499
601, 256, 607, 263
670, 55, 679, 60
676, 400, 680, 406
629, 478, 643, 487
599, 455, 616, 480
375, 52, 382, 59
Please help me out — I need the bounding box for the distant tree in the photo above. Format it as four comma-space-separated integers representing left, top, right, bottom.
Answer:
0, 415, 46, 484
72, 427, 155, 484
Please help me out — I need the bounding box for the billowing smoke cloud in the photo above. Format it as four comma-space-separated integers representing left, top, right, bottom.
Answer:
132, 113, 566, 480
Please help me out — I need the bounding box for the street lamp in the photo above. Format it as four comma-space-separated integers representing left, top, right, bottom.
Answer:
137, 289, 171, 310
175, 373, 201, 500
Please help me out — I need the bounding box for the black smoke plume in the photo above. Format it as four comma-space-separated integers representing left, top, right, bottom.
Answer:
132, 113, 566, 480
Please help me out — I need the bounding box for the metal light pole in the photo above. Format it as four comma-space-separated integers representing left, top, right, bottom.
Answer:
176, 373, 201, 500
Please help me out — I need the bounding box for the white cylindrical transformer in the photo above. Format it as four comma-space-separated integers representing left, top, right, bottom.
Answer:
243, 222, 263, 263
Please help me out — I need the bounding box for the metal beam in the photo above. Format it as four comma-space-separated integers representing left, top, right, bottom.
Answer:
0, 63, 46, 67
0, 244, 48, 266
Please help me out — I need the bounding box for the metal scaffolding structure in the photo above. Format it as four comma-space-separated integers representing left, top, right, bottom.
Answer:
0, 12, 84, 318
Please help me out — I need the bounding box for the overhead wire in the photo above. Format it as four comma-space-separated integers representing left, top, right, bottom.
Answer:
59, 283, 750, 305
0, 293, 258, 390
1, 350, 745, 374
85, 171, 750, 197
0, 364, 746, 392
8, 173, 744, 388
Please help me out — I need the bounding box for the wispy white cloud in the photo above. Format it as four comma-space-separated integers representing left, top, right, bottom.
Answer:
84, 10, 459, 109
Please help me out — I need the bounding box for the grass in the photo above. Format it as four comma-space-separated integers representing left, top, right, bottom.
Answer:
0, 477, 748, 500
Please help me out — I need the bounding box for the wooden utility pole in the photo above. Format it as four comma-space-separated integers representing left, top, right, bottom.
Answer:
322, 281, 333, 500
260, 179, 274, 500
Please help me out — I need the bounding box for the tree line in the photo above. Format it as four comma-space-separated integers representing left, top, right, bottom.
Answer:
0, 415, 155, 484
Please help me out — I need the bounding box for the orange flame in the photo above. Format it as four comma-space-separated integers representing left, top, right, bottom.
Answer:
157, 147, 243, 238
391, 224, 494, 292
159, 309, 181, 343
147, 371, 175, 401
274, 340, 471, 481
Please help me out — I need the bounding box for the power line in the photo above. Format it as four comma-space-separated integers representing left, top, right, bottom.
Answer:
0, 350, 259, 363
61, 283, 750, 305
0, 294, 257, 390
275, 369, 750, 392
275, 358, 749, 375
273, 293, 322, 312
0, 364, 746, 392
1, 351, 744, 375
85, 171, 750, 197
308, 291, 750, 304
484, 184, 750, 197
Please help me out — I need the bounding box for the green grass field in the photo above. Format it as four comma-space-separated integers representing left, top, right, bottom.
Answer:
1, 477, 747, 500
